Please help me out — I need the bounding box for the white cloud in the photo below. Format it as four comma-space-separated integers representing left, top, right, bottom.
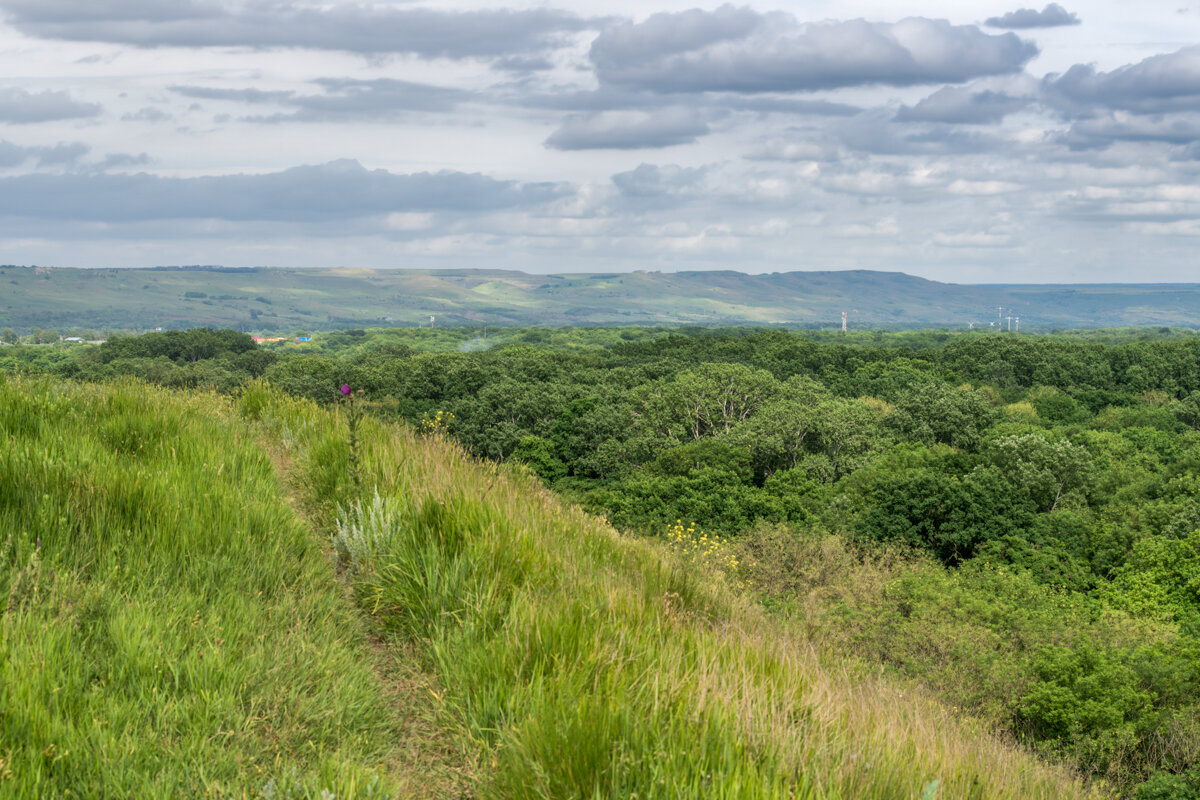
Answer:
947, 179, 1021, 195
832, 217, 901, 237
931, 231, 1013, 247
1126, 220, 1200, 235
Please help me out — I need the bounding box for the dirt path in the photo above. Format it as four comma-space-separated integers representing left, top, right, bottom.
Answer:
259, 435, 478, 800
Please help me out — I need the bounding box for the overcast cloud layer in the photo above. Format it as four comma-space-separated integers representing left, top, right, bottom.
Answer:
2, 0, 1200, 284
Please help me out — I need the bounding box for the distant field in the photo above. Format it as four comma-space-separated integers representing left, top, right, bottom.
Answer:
4, 264, 1200, 331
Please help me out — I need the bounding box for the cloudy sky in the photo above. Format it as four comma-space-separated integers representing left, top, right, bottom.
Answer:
4, 0, 1200, 282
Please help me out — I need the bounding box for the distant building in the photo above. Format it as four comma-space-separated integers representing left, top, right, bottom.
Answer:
64, 337, 84, 342
295, 336, 312, 342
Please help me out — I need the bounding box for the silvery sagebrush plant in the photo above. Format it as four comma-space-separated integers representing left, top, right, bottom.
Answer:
333, 491, 400, 575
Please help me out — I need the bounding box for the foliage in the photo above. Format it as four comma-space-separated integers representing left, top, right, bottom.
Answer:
665, 519, 745, 588
855, 463, 1037, 564
418, 409, 455, 439
1017, 641, 1154, 776
1136, 766, 1200, 800
1104, 531, 1200, 626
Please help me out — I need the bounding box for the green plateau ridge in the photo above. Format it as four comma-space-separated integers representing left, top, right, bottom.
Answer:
4, 264, 1200, 331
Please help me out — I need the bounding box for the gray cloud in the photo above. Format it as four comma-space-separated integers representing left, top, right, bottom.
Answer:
97, 152, 151, 170
0, 0, 599, 59
0, 159, 566, 222
720, 96, 863, 116
169, 85, 293, 104
1053, 185, 1200, 226
1045, 47, 1200, 115
589, 8, 1037, 93
744, 133, 837, 162
492, 55, 555, 74
271, 78, 467, 122
1170, 142, 1200, 161
0, 139, 90, 167
546, 108, 711, 150
985, 3, 1080, 29
1061, 114, 1200, 149
3, 0, 219, 23
34, 141, 90, 165
896, 86, 1030, 124
172, 79, 467, 122
0, 87, 101, 123
520, 87, 669, 113
835, 112, 1005, 155
0, 141, 29, 168
520, 83, 863, 120
612, 163, 706, 197
0, 140, 146, 171
121, 106, 172, 122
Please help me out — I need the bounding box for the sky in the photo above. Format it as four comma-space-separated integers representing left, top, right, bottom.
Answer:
3, 1, 1200, 283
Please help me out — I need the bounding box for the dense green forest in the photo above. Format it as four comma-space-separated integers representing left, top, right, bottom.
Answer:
7, 325, 1200, 797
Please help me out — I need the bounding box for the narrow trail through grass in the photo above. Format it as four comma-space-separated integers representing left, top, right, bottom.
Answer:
258, 434, 477, 799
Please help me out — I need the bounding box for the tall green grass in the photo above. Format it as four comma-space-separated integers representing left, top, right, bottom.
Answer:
255, 383, 1104, 800
0, 376, 401, 798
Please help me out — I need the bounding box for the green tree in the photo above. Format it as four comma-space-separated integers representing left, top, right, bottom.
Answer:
885, 382, 996, 451
857, 463, 1035, 564
1016, 640, 1153, 778
987, 432, 1094, 513
629, 363, 778, 453
1104, 530, 1200, 626
734, 375, 886, 482
510, 435, 568, 483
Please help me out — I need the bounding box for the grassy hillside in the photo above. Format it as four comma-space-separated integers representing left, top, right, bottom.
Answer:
248, 382, 1101, 799
0, 377, 413, 798
6, 264, 1200, 331
1, 374, 1102, 798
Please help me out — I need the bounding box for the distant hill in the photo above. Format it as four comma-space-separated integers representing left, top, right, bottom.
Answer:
3, 264, 1199, 331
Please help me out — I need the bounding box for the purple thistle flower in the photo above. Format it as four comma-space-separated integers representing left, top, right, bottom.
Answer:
340, 384, 352, 396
